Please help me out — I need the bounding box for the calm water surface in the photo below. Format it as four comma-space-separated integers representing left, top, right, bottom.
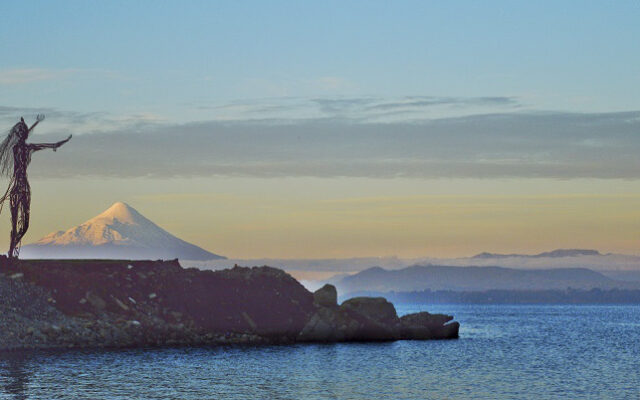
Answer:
1, 304, 639, 399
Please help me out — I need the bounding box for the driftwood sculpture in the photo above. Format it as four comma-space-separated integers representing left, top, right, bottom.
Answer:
0, 115, 71, 258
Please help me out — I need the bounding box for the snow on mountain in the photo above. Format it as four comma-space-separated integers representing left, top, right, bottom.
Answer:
20, 202, 225, 261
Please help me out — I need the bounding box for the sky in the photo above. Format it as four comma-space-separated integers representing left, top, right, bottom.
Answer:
0, 1, 639, 258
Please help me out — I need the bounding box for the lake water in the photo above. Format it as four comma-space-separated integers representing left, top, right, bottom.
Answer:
1, 304, 639, 399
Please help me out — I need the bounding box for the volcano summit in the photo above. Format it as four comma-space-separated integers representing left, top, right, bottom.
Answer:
20, 202, 224, 260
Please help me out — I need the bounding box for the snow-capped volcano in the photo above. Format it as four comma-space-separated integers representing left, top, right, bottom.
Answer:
20, 202, 225, 260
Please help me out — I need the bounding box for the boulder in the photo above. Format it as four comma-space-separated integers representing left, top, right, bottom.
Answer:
400, 312, 459, 340
340, 297, 398, 327
298, 308, 341, 342
300, 297, 399, 342
313, 284, 338, 307
300, 298, 460, 342
402, 312, 449, 326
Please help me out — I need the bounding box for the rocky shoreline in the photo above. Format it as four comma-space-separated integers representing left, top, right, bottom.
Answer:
0, 259, 458, 351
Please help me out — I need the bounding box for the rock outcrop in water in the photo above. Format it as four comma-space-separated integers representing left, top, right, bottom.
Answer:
0, 258, 458, 350
299, 293, 459, 342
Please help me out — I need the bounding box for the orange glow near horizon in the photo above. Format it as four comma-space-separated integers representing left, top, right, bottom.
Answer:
2, 176, 636, 260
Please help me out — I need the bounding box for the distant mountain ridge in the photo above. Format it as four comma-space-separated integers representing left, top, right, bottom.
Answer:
472, 249, 602, 259
330, 264, 637, 295
21, 202, 225, 261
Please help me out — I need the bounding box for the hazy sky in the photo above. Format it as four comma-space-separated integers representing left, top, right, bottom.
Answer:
0, 1, 639, 258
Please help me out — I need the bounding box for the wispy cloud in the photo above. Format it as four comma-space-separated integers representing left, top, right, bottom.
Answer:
364, 96, 518, 111
188, 95, 522, 122
0, 106, 165, 137
0, 68, 123, 85
20, 109, 640, 180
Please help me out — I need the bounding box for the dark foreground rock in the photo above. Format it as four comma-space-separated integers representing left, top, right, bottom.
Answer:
299, 295, 459, 342
0, 259, 458, 351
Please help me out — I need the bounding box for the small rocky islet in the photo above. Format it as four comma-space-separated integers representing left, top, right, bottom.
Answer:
0, 258, 459, 351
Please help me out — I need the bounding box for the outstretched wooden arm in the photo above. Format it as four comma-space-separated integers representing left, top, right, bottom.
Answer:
29, 135, 72, 152
28, 114, 45, 132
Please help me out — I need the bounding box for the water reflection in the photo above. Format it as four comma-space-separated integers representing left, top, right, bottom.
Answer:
0, 353, 31, 400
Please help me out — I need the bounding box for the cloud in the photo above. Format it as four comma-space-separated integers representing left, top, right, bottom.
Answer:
19, 110, 640, 180
0, 105, 98, 121
0, 106, 167, 137
311, 97, 377, 115
364, 96, 518, 112
187, 95, 521, 122
0, 68, 122, 85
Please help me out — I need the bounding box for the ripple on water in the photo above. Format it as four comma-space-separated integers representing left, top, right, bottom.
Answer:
1, 304, 640, 400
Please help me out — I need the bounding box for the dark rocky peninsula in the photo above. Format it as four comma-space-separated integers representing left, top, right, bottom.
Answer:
0, 259, 458, 351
